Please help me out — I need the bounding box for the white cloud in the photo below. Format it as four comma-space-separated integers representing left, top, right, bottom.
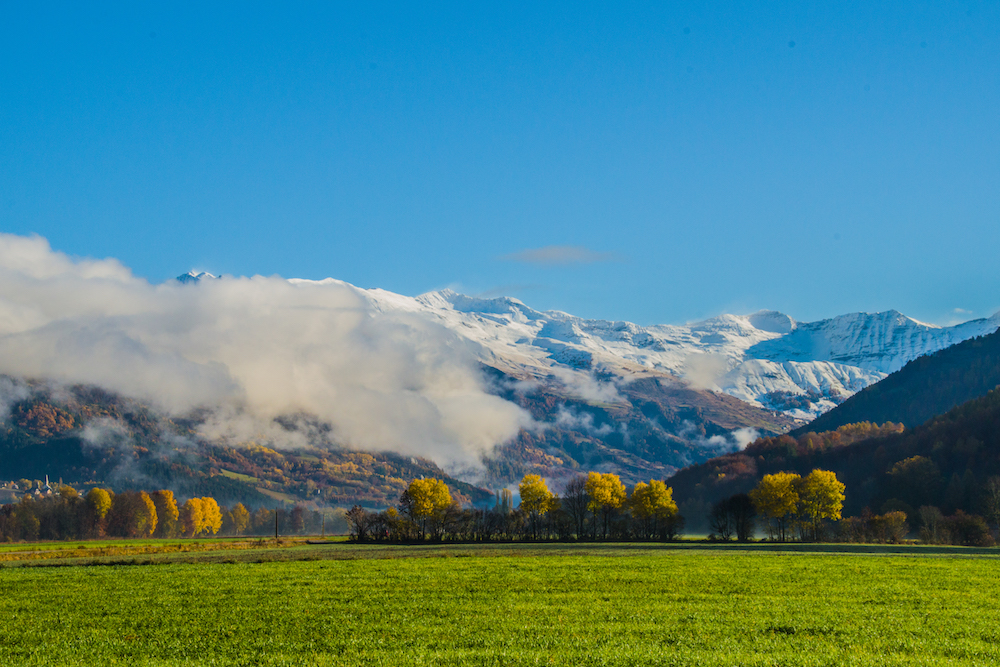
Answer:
0, 233, 532, 468
681, 352, 730, 391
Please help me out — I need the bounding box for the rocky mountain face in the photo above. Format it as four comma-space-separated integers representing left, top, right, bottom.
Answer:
333, 282, 1000, 421
792, 325, 1000, 435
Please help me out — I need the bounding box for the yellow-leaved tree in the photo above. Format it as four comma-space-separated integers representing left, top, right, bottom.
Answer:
749, 472, 800, 542
630, 480, 679, 540
200, 497, 223, 536
796, 469, 846, 541
138, 492, 158, 538
400, 478, 452, 540
518, 474, 554, 540
151, 490, 179, 538
86, 487, 112, 537
230, 503, 250, 535
180, 498, 205, 537
585, 472, 626, 539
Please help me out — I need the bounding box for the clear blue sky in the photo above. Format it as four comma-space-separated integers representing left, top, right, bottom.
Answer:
2, 2, 998, 325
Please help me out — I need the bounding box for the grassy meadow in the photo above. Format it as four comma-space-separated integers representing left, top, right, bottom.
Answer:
1, 542, 999, 665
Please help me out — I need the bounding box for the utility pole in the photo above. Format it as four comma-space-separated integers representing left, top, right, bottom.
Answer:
274, 507, 279, 541
321, 512, 325, 538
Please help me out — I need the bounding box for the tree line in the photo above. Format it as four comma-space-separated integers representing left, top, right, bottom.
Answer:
0, 486, 344, 542
346, 471, 684, 543
709, 468, 995, 546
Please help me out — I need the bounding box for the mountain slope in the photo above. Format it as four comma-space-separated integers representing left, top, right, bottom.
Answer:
482, 368, 794, 485
670, 386, 1000, 524
0, 380, 491, 508
349, 285, 1000, 420
793, 328, 1000, 435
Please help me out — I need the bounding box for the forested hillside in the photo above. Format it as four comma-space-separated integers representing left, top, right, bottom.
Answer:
794, 327, 1000, 435
0, 381, 489, 509
671, 388, 1000, 525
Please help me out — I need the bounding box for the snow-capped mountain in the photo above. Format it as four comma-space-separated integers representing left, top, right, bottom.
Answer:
176, 271, 218, 284
179, 273, 1000, 421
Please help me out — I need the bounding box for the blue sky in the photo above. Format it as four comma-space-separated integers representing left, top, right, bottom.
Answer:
2, 2, 998, 326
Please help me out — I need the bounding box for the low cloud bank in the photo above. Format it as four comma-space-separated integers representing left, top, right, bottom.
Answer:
0, 234, 532, 467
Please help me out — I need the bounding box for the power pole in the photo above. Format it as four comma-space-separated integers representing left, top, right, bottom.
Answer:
274, 508, 279, 541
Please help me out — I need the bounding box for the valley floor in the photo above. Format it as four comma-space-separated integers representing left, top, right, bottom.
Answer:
1, 541, 998, 665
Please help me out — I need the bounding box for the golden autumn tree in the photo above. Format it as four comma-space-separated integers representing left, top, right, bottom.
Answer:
138, 492, 158, 537
200, 497, 223, 536
518, 474, 554, 540
86, 487, 112, 536
151, 490, 179, 538
585, 472, 626, 539
12, 402, 75, 438
230, 503, 250, 535
400, 478, 452, 540
180, 498, 205, 537
796, 469, 846, 541
630, 480, 678, 539
749, 472, 800, 542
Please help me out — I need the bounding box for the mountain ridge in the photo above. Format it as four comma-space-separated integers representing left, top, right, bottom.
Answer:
185, 273, 999, 422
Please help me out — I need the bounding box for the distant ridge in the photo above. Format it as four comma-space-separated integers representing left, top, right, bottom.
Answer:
792, 326, 1000, 435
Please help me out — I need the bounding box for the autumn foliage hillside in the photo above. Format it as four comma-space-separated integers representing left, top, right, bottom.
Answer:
482, 369, 795, 486
0, 380, 490, 508
671, 387, 1000, 524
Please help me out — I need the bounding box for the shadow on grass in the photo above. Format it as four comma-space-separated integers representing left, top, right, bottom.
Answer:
3, 538, 998, 568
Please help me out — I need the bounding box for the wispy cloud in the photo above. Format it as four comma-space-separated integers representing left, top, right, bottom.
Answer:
499, 245, 620, 266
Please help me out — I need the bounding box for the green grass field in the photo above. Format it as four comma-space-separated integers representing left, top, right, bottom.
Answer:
0, 536, 267, 553
1, 543, 999, 665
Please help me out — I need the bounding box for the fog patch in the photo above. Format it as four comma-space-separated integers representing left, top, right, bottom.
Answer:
677, 420, 759, 452
81, 417, 132, 451
0, 376, 31, 422
0, 233, 532, 469
682, 352, 730, 391
553, 405, 614, 436
550, 368, 622, 403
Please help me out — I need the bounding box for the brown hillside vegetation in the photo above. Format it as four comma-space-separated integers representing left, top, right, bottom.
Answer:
672, 387, 1000, 529
0, 383, 488, 508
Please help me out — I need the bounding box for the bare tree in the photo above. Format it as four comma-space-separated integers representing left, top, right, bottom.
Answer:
709, 499, 734, 540
346, 505, 374, 542
562, 475, 589, 539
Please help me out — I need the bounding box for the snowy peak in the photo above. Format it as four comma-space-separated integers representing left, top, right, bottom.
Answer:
747, 310, 796, 334
745, 309, 995, 375
417, 289, 545, 323
176, 271, 218, 284
394, 292, 998, 420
